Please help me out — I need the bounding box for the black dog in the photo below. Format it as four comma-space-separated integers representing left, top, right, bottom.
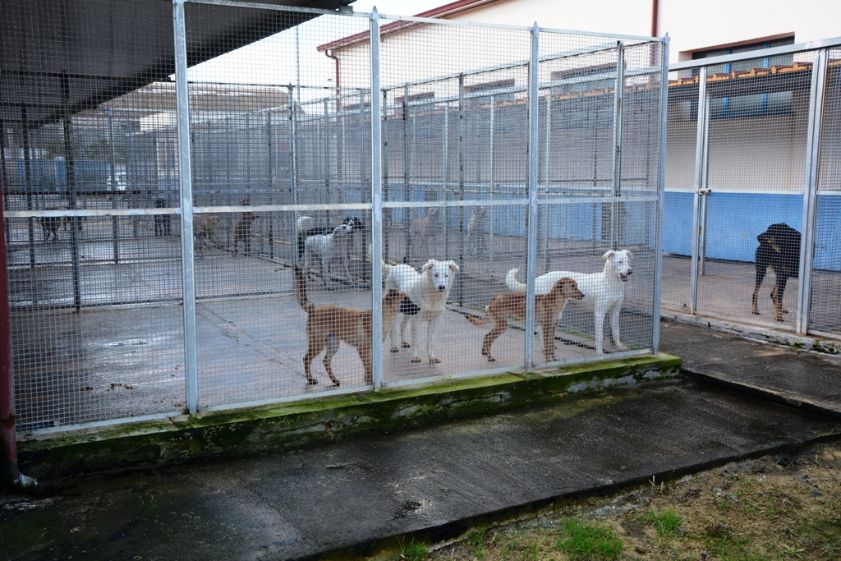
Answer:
296, 216, 364, 259
154, 198, 172, 236
752, 223, 801, 322
40, 216, 61, 242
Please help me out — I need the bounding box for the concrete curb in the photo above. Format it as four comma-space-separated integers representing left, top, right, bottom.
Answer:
19, 354, 680, 480
681, 368, 841, 420
661, 310, 841, 357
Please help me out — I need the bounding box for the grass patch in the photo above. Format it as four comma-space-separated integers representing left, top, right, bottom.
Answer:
399, 539, 428, 561
642, 508, 682, 538
424, 442, 841, 561
555, 519, 623, 560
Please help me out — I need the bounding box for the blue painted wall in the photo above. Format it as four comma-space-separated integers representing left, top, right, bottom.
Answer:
662, 191, 841, 271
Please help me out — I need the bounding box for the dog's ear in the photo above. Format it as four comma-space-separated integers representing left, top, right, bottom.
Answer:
602, 249, 615, 260
422, 260, 435, 273
447, 260, 460, 273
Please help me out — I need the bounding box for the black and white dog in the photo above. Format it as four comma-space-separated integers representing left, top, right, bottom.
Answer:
297, 216, 364, 286
296, 216, 364, 259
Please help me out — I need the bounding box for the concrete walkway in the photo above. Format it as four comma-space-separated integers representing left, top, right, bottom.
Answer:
660, 319, 841, 417
2, 321, 841, 561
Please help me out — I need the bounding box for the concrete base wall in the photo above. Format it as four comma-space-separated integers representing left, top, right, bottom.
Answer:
19, 354, 680, 480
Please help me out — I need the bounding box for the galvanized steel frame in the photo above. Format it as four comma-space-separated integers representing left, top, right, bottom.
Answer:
676, 39, 839, 336
6, 1, 667, 432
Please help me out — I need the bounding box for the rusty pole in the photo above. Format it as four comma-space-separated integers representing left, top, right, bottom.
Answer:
0, 151, 37, 490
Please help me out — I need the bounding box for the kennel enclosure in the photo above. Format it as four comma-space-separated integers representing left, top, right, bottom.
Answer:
1, 1, 667, 435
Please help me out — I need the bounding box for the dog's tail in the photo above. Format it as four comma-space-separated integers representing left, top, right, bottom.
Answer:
293, 265, 314, 314
505, 268, 527, 293
464, 308, 491, 327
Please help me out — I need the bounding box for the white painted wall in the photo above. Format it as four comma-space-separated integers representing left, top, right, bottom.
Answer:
341, 0, 841, 65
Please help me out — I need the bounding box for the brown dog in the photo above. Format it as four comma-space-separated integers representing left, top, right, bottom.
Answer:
294, 265, 403, 387
465, 277, 584, 362
233, 198, 259, 255
194, 214, 220, 257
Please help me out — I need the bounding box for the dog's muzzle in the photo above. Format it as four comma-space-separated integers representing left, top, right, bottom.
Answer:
620, 271, 632, 282
437, 285, 447, 291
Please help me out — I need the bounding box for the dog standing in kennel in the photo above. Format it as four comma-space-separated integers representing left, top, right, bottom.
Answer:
752, 223, 801, 322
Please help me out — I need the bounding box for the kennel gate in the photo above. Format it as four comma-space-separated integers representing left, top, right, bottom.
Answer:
662, 38, 841, 338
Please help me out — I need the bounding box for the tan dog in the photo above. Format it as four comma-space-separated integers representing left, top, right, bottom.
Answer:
194, 215, 220, 257
233, 198, 258, 255
465, 277, 584, 362
409, 207, 439, 255
294, 265, 403, 387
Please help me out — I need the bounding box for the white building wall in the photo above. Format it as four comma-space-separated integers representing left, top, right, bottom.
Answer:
342, 0, 841, 65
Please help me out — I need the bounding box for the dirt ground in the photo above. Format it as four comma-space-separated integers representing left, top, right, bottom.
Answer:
418, 440, 841, 561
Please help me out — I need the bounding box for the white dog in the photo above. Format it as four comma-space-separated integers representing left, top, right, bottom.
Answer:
409, 207, 439, 255
383, 258, 459, 363
505, 249, 633, 355
303, 223, 354, 286
466, 206, 487, 255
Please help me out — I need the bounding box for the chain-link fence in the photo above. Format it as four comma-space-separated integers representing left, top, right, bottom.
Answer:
662, 39, 841, 339
1, 1, 666, 434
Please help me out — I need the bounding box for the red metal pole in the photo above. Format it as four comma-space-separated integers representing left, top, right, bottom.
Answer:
0, 157, 36, 489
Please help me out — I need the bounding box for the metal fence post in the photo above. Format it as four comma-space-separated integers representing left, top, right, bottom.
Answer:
652, 36, 670, 354
61, 74, 82, 313
610, 42, 625, 250
402, 86, 411, 259
524, 23, 540, 369
488, 95, 495, 264
266, 111, 275, 259
20, 107, 38, 307
442, 106, 450, 258
288, 84, 300, 261
172, 0, 198, 415
457, 74, 465, 305
369, 9, 384, 390
796, 48, 828, 335
689, 66, 709, 314
382, 89, 390, 260
542, 92, 552, 272
107, 108, 121, 264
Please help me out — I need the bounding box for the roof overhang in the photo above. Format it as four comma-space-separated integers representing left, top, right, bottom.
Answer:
0, 0, 353, 128
317, 0, 504, 53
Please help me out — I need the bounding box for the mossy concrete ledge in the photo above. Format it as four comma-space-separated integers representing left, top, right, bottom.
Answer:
19, 354, 680, 480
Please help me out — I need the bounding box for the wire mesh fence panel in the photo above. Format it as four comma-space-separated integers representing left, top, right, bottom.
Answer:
183, 4, 374, 406
810, 49, 841, 336
696, 53, 811, 330
662, 69, 699, 313
1, 0, 186, 429
534, 32, 662, 358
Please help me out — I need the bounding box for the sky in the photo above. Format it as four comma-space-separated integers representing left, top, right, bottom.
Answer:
188, 0, 444, 96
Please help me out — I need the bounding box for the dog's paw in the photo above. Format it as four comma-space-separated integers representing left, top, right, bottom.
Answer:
401, 342, 411, 348
486, 356, 496, 362
614, 344, 627, 351
330, 380, 341, 388
410, 357, 422, 364
390, 346, 399, 353
429, 357, 441, 364
306, 378, 318, 386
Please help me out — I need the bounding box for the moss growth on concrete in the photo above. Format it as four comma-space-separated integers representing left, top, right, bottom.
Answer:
19, 354, 680, 479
